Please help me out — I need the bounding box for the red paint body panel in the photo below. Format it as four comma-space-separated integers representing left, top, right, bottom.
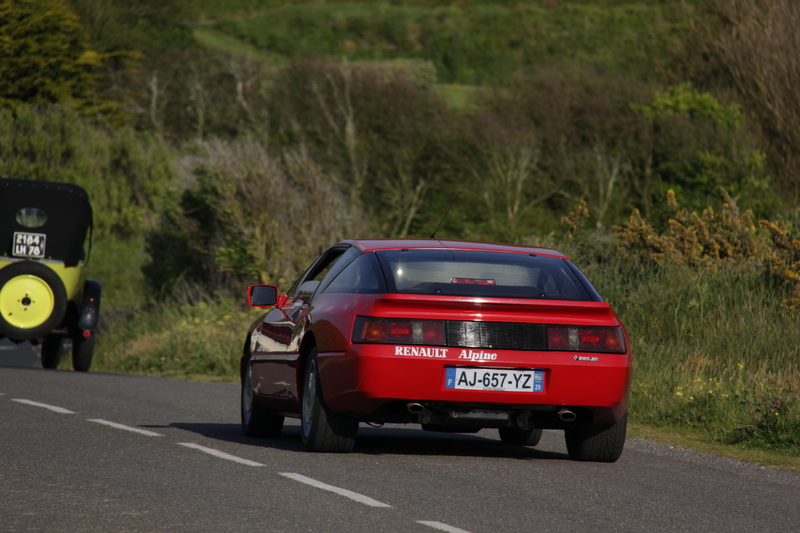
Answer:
318, 344, 630, 418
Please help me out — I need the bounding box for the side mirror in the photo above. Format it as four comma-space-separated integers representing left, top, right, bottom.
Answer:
247, 285, 278, 307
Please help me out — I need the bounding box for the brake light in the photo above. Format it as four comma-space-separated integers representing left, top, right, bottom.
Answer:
547, 326, 626, 353
451, 277, 496, 285
354, 317, 446, 345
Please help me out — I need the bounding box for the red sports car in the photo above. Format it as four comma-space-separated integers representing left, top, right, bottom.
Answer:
241, 239, 631, 461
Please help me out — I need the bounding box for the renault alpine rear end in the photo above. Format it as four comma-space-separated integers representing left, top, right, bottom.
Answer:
242, 239, 631, 462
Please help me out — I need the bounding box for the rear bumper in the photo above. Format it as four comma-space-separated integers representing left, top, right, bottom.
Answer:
317, 344, 631, 427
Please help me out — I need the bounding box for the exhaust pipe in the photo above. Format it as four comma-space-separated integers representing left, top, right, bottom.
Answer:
407, 402, 425, 415
557, 408, 577, 422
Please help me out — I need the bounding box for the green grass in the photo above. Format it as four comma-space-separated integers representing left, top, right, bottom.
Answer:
209, 2, 693, 83
194, 1, 693, 20
93, 297, 262, 378
588, 259, 800, 454
85, 236, 149, 310
192, 26, 282, 63
435, 84, 476, 110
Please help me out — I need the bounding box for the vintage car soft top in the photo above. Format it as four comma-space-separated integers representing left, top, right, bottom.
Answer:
0, 178, 93, 267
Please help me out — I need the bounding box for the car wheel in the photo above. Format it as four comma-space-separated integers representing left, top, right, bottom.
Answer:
0, 262, 68, 341
41, 335, 66, 369
564, 412, 627, 462
498, 427, 543, 446
72, 334, 95, 372
301, 348, 358, 452
241, 352, 284, 438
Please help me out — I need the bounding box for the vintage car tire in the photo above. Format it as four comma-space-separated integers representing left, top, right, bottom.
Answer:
498, 427, 543, 446
241, 351, 284, 438
301, 348, 358, 453
71, 333, 95, 372
40, 335, 66, 369
0, 261, 68, 341
564, 412, 627, 462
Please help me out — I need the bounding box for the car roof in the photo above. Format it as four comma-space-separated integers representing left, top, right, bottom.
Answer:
340, 239, 569, 259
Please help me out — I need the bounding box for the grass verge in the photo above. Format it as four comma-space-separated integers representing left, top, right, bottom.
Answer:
628, 423, 800, 472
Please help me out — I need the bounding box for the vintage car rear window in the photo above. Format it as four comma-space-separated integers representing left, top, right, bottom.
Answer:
375, 249, 598, 301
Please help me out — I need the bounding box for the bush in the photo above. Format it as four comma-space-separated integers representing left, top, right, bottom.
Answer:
267, 57, 452, 238
143, 137, 367, 296
94, 297, 260, 379
614, 189, 800, 309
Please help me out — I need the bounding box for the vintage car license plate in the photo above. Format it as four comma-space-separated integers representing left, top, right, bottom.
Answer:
445, 367, 544, 392
13, 232, 47, 259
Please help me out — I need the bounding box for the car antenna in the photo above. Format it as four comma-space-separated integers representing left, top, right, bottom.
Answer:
430, 197, 456, 239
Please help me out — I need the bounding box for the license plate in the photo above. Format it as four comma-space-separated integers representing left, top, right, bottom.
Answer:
445, 367, 544, 392
13, 232, 47, 259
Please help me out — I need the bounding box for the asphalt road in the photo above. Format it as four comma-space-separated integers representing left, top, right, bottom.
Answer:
2, 366, 799, 533
0, 338, 40, 368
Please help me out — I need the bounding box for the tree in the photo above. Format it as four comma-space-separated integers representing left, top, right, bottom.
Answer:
0, 0, 100, 109
702, 0, 800, 203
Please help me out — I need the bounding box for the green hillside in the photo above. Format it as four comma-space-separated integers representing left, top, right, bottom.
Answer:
209, 2, 691, 83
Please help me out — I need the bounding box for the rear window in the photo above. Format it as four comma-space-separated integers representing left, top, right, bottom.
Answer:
374, 249, 598, 301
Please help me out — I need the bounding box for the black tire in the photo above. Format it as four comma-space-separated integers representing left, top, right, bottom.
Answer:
564, 412, 627, 462
72, 333, 95, 372
241, 351, 284, 438
41, 335, 65, 369
301, 348, 358, 452
499, 427, 543, 446
0, 261, 68, 341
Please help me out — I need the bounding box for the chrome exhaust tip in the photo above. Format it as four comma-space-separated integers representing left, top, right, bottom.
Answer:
407, 402, 425, 415
558, 408, 577, 422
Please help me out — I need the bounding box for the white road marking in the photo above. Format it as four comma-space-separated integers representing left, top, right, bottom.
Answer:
12, 399, 75, 414
417, 521, 473, 533
88, 419, 164, 437
178, 442, 265, 467
280, 472, 391, 508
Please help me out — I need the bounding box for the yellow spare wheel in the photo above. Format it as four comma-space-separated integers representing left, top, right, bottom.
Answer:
0, 274, 55, 328
0, 261, 67, 340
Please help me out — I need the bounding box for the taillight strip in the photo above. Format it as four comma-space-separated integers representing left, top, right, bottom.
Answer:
353, 317, 626, 354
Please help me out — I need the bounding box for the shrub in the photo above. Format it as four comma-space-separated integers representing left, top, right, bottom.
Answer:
94, 297, 259, 379
614, 189, 767, 268
613, 189, 800, 311
143, 138, 368, 296
267, 57, 452, 237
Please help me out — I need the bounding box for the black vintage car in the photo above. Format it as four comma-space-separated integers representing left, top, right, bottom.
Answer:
0, 179, 101, 371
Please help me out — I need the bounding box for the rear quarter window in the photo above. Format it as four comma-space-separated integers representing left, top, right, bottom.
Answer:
323, 252, 385, 294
